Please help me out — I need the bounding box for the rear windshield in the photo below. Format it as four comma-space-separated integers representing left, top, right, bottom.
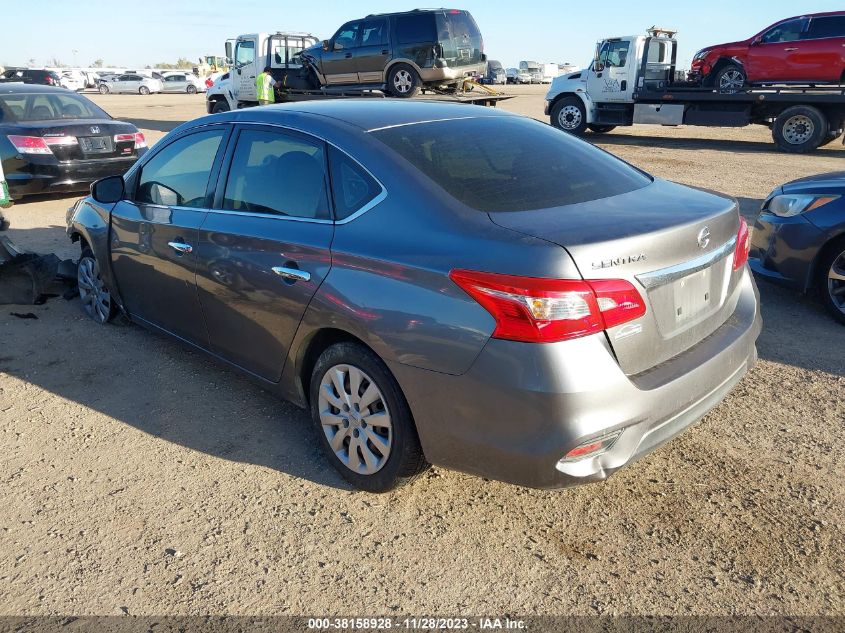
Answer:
372, 116, 652, 213
435, 10, 483, 65
0, 92, 109, 123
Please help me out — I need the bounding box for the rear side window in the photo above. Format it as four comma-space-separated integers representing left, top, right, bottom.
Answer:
222, 129, 330, 219
372, 116, 652, 213
806, 16, 845, 39
136, 130, 225, 208
328, 148, 383, 220
396, 14, 436, 44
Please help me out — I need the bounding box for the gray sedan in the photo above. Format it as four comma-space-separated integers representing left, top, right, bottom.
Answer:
66, 101, 761, 492
98, 74, 162, 95
161, 73, 205, 94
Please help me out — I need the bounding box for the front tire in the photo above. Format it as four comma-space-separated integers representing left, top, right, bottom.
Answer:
588, 124, 616, 134
187, 84, 197, 94
387, 63, 420, 98
98, 83, 109, 94
139, 85, 150, 95
211, 100, 230, 114
819, 241, 845, 325
77, 249, 115, 325
550, 96, 588, 135
713, 64, 746, 93
772, 105, 828, 153
310, 342, 428, 492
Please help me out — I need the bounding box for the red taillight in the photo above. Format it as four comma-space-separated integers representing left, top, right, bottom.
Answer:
44, 76, 55, 85
7, 135, 52, 155
733, 217, 750, 270
205, 78, 214, 88
449, 270, 646, 343
115, 132, 146, 149
133, 132, 147, 149
43, 136, 78, 147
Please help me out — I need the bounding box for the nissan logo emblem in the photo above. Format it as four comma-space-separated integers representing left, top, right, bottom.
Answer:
697, 226, 711, 249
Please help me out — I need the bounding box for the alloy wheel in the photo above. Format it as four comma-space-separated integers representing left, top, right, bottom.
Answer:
393, 70, 413, 94
317, 363, 392, 475
827, 249, 845, 315
783, 115, 815, 145
719, 69, 745, 92
77, 255, 112, 324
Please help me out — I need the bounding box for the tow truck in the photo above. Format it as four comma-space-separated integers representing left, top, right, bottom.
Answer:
206, 31, 509, 114
545, 28, 845, 153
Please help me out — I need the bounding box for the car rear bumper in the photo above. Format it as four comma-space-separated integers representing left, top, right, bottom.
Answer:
419, 63, 486, 84
6, 155, 140, 199
749, 212, 826, 292
389, 268, 761, 489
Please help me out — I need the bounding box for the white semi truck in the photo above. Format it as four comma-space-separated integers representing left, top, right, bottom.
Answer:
545, 28, 845, 153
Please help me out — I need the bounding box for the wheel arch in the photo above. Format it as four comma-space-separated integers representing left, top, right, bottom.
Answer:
808, 231, 845, 292
382, 58, 424, 84
706, 57, 745, 85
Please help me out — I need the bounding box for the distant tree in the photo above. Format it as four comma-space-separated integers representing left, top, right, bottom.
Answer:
154, 57, 195, 70
92, 59, 104, 68
27, 58, 36, 67
48, 57, 65, 67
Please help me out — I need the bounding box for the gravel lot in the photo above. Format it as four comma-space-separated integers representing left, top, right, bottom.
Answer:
0, 85, 843, 617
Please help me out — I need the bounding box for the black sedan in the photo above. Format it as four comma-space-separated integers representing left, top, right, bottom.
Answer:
750, 172, 845, 324
0, 84, 147, 199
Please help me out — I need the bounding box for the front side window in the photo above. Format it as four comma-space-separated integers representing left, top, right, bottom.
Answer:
329, 148, 383, 220
333, 22, 361, 50
372, 116, 652, 213
805, 16, 845, 39
361, 19, 388, 47
598, 41, 630, 68
762, 18, 808, 43
222, 129, 329, 220
135, 130, 225, 208
235, 40, 255, 68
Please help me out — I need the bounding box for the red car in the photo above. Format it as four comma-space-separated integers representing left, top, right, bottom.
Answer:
689, 12, 845, 90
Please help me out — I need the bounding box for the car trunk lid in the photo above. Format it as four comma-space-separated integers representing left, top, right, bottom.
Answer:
436, 10, 483, 68
14, 119, 138, 161
488, 179, 743, 375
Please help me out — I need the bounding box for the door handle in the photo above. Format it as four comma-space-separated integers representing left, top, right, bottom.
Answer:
345, 53, 353, 58
167, 241, 193, 254
272, 266, 311, 283
784, 47, 799, 52
381, 50, 389, 55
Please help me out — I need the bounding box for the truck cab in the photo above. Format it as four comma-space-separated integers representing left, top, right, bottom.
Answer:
207, 32, 320, 112
545, 29, 679, 134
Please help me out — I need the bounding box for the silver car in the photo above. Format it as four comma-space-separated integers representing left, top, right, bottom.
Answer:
98, 74, 162, 95
67, 101, 761, 492
161, 73, 205, 94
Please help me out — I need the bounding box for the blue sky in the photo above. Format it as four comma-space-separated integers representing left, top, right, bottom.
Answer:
2, 0, 842, 69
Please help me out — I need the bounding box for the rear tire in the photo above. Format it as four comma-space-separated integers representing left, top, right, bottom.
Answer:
139, 85, 150, 95
211, 100, 230, 114
309, 342, 429, 492
772, 105, 828, 153
713, 63, 746, 93
186, 84, 197, 94
818, 240, 845, 325
98, 84, 109, 94
387, 63, 420, 98
550, 96, 588, 135
588, 124, 616, 134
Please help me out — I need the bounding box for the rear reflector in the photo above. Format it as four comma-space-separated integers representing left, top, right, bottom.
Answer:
449, 270, 646, 343
561, 431, 622, 462
733, 217, 750, 270
7, 135, 52, 155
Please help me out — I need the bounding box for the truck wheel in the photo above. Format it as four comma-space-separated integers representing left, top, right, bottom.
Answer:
772, 105, 828, 153
714, 64, 746, 93
818, 239, 845, 325
551, 97, 588, 135
211, 100, 230, 114
387, 64, 420, 98
588, 124, 616, 134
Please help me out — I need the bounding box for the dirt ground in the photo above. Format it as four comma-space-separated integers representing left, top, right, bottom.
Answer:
0, 86, 843, 617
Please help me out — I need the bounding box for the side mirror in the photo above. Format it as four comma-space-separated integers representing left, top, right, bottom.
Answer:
225, 41, 233, 60
322, 39, 330, 51
592, 61, 605, 73
751, 36, 762, 46
91, 175, 124, 204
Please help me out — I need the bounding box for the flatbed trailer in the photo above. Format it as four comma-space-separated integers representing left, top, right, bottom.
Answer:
545, 29, 845, 152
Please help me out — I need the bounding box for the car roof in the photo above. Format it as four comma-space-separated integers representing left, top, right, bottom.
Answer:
222, 99, 515, 133
0, 83, 74, 95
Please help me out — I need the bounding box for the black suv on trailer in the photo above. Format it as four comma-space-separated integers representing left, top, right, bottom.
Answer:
302, 9, 485, 97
